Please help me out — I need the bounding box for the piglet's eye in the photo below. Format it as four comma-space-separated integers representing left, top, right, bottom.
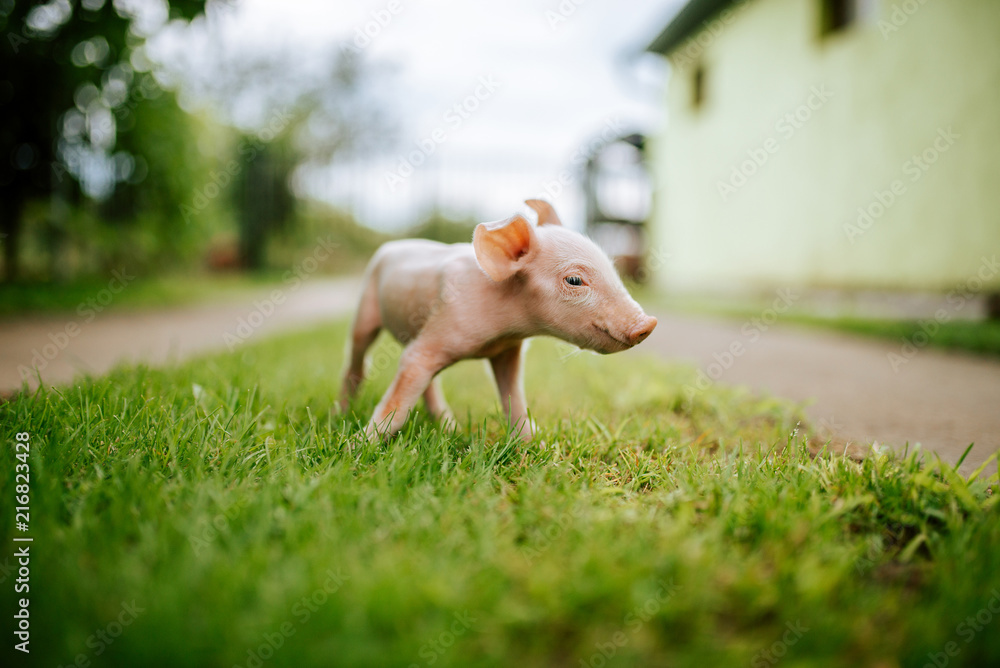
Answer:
565, 276, 583, 287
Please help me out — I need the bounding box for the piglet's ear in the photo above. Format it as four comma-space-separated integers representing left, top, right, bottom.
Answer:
525, 199, 563, 226
473, 213, 536, 282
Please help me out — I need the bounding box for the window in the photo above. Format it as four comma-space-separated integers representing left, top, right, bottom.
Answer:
822, 0, 854, 33
691, 63, 706, 110
820, 0, 877, 36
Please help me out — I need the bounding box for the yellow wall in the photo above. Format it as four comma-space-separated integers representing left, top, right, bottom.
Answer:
650, 0, 1000, 292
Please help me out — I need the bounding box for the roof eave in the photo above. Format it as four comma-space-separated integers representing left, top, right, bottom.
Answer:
646, 0, 740, 55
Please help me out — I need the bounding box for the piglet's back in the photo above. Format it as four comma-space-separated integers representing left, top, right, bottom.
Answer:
370, 239, 474, 342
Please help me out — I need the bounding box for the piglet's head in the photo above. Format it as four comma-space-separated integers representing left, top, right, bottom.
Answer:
473, 199, 657, 354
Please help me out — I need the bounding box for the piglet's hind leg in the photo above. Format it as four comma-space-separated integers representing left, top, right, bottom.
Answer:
339, 278, 382, 413
423, 376, 457, 429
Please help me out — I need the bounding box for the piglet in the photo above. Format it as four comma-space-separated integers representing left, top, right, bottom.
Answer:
340, 199, 657, 441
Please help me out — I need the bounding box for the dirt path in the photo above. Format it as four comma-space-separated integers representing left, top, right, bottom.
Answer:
3, 279, 997, 475
0, 277, 362, 393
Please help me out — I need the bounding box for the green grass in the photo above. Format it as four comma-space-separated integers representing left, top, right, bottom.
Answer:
0, 273, 285, 318
786, 315, 1000, 358
1, 323, 999, 667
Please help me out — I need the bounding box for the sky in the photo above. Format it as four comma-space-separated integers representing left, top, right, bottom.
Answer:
148, 0, 685, 230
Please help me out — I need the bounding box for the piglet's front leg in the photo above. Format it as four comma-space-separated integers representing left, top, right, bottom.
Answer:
490, 342, 535, 441
364, 343, 449, 441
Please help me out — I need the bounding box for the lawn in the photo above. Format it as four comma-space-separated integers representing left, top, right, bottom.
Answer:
786, 315, 1000, 358
0, 274, 284, 318
1, 322, 998, 667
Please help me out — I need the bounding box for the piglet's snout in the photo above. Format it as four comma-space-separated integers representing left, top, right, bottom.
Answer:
627, 315, 657, 346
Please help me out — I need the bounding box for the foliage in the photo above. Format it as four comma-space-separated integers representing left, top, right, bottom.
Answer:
101, 84, 226, 271
266, 201, 391, 275
158, 42, 387, 270
1, 2, 385, 281
0, 0, 208, 280
232, 134, 297, 270
2, 324, 998, 667
0, 203, 388, 316
405, 211, 477, 244
406, 210, 479, 245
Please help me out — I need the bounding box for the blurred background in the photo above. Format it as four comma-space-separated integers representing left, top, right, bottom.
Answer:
3, 0, 997, 307
0, 0, 670, 286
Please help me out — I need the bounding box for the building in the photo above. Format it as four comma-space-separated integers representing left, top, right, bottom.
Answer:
645, 0, 1000, 297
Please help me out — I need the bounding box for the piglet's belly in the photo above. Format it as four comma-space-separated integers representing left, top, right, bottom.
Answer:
377, 282, 440, 345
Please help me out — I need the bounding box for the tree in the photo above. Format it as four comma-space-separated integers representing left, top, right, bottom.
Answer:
233, 135, 296, 270
153, 34, 389, 269
0, 0, 207, 281
100, 76, 218, 271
